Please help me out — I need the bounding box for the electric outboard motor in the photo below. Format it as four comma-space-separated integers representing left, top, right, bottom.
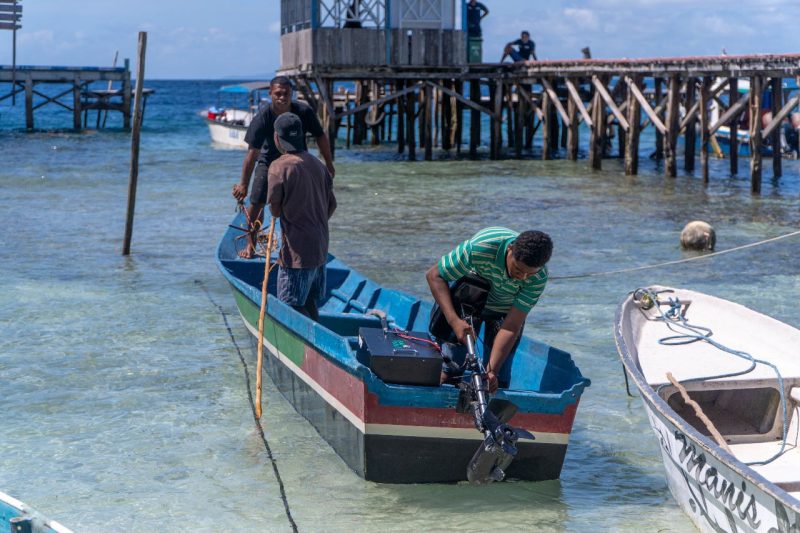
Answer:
459, 325, 535, 484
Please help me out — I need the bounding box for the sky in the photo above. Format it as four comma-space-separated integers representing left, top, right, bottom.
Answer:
0, 1, 798, 79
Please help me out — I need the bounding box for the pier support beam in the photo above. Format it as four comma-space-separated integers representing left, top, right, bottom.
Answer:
424, 83, 433, 161
406, 83, 416, 161
625, 76, 641, 175
588, 77, 606, 170
699, 77, 711, 182
683, 77, 696, 172
749, 75, 763, 193
665, 75, 681, 177
469, 80, 480, 159
771, 76, 782, 178
542, 84, 553, 161
729, 78, 739, 174
25, 78, 33, 130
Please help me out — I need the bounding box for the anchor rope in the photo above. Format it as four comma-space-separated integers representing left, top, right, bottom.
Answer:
552, 228, 800, 280
641, 289, 789, 466
197, 280, 298, 533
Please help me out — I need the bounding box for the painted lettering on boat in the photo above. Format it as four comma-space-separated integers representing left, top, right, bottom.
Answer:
674, 431, 760, 529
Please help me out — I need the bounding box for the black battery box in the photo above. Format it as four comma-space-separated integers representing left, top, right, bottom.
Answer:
358, 327, 442, 386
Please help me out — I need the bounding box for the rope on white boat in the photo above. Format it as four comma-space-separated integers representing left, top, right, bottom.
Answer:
198, 280, 299, 533
640, 288, 789, 466
552, 228, 800, 280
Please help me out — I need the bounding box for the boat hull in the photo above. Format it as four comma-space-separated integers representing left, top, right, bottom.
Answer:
0, 492, 72, 533
615, 287, 800, 532
205, 117, 248, 149
229, 283, 579, 483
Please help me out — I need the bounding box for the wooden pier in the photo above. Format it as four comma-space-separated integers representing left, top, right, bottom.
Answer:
0, 63, 152, 130
279, 1, 800, 193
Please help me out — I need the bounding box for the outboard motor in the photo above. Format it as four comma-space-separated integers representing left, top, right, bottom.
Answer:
458, 319, 535, 484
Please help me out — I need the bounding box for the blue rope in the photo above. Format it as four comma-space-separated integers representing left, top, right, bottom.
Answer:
643, 289, 789, 466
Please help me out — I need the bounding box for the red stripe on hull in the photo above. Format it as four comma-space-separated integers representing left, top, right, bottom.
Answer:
299, 344, 577, 434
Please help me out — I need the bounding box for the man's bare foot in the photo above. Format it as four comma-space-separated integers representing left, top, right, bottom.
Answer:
238, 243, 255, 259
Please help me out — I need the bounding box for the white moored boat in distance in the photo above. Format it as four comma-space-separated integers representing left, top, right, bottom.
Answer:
201, 81, 270, 149
615, 286, 800, 532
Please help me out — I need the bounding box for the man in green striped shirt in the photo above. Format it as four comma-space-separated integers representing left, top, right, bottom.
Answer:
426, 227, 552, 391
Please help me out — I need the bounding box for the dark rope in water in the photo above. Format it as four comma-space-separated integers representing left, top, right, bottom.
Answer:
196, 280, 298, 532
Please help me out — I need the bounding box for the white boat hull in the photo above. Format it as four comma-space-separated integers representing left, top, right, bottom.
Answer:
616, 286, 800, 532
204, 117, 248, 149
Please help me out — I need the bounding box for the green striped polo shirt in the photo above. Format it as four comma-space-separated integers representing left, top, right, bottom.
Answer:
437, 227, 548, 314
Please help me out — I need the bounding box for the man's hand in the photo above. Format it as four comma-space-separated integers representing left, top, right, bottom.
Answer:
485, 370, 499, 393
326, 162, 336, 179
452, 318, 474, 345
232, 183, 248, 202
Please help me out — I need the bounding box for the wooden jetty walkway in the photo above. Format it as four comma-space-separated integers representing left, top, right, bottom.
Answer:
0, 63, 153, 130
279, 1, 800, 194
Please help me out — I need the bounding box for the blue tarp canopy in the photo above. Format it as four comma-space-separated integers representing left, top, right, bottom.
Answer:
219, 81, 271, 94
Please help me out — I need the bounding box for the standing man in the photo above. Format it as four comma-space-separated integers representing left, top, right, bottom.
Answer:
466, 0, 489, 38
268, 113, 337, 321
503, 31, 537, 62
426, 227, 552, 392
232, 76, 335, 258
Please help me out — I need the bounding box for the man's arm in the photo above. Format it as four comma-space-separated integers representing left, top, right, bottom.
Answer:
426, 265, 472, 343
480, 3, 489, 18
485, 306, 527, 392
232, 148, 259, 202
327, 173, 337, 218
315, 134, 336, 178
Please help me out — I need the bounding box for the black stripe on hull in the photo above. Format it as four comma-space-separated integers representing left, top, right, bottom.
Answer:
252, 337, 567, 484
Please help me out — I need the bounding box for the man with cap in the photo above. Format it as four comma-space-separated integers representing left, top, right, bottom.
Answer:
232, 76, 335, 259
267, 112, 337, 321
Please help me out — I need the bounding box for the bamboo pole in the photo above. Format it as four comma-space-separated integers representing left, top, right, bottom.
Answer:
255, 218, 276, 419
122, 32, 147, 256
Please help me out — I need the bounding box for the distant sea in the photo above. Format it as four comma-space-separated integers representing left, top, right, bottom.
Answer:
1, 80, 799, 532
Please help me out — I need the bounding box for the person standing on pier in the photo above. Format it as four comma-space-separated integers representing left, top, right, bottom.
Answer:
502, 31, 537, 62
267, 112, 337, 321
426, 228, 552, 392
232, 76, 335, 259
466, 0, 489, 37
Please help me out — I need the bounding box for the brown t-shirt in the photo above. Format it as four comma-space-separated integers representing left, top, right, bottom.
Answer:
267, 151, 336, 268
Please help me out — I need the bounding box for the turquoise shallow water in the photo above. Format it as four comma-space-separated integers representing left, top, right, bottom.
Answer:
1, 81, 800, 531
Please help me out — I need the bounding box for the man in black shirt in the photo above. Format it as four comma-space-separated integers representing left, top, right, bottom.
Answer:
232, 76, 335, 258
503, 31, 537, 62
466, 0, 489, 38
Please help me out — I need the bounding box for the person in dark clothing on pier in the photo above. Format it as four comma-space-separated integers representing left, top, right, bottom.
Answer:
344, 0, 362, 28
466, 0, 489, 37
502, 31, 537, 63
232, 76, 335, 259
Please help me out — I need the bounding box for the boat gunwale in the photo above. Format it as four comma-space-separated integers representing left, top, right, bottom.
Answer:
614, 287, 800, 512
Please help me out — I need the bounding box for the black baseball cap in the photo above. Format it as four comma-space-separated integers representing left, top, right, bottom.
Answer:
274, 112, 305, 152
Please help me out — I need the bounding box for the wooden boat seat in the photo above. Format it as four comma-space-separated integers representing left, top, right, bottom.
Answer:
727, 442, 800, 491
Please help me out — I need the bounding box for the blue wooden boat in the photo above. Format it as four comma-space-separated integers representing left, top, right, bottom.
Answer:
0, 491, 72, 533
216, 213, 591, 483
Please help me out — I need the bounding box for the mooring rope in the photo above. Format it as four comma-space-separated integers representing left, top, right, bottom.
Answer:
642, 289, 789, 466
552, 228, 800, 281
197, 280, 298, 532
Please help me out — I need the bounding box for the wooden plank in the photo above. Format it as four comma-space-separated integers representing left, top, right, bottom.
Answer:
564, 79, 592, 126
540, 78, 570, 125
709, 92, 748, 134
625, 75, 642, 175
625, 76, 666, 134
0, 22, 20, 29
592, 76, 629, 131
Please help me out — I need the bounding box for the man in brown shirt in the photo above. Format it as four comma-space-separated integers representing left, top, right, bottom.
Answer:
267, 112, 337, 321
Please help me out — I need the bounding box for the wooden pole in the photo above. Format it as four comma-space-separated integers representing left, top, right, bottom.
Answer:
397, 81, 405, 154
123, 58, 132, 129
729, 78, 739, 174
255, 218, 276, 419
699, 77, 710, 183
684, 77, 696, 172
491, 80, 503, 160
455, 80, 463, 153
515, 86, 525, 158
406, 83, 416, 161
469, 79, 480, 158
589, 81, 605, 170
506, 85, 514, 150
771, 76, 782, 178
567, 91, 579, 161
122, 32, 147, 256
750, 75, 763, 193
24, 77, 33, 130
424, 83, 433, 161
442, 80, 452, 151
666, 373, 732, 453
654, 77, 664, 160
625, 76, 641, 175
665, 75, 681, 177
73, 79, 82, 130
542, 84, 552, 161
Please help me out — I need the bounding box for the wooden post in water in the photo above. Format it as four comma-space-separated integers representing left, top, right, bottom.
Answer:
750, 75, 763, 193
122, 32, 147, 256
492, 80, 503, 159
588, 81, 605, 170
469, 79, 480, 158
771, 76, 782, 178
424, 83, 433, 161
654, 77, 664, 160
625, 76, 641, 175
542, 84, 553, 161
664, 75, 680, 177
699, 76, 710, 183
123, 59, 132, 129
24, 78, 33, 130
454, 80, 463, 153
683, 77, 696, 172
442, 80, 452, 151
406, 83, 416, 161
72, 79, 82, 130
729, 78, 739, 174
515, 86, 525, 158
397, 81, 405, 154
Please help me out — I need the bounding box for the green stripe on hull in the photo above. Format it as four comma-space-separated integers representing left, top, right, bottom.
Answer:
230, 287, 306, 367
